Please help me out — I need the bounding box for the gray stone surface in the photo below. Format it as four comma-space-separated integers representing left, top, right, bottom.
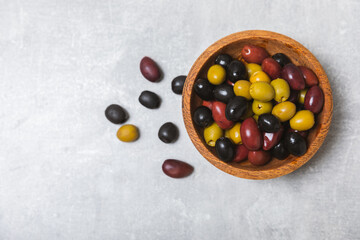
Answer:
0, 0, 359, 239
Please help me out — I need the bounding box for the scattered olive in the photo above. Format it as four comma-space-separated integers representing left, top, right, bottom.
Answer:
158, 122, 179, 143
138, 90, 161, 109
162, 159, 194, 178
117, 124, 139, 142
105, 104, 128, 124
140, 56, 161, 82
171, 75, 186, 94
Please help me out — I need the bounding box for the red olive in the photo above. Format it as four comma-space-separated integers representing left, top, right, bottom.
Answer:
261, 57, 281, 79
241, 44, 269, 64
304, 85, 324, 114
299, 66, 319, 87
227, 80, 235, 86
212, 101, 234, 129
263, 126, 284, 151
233, 144, 249, 163
202, 100, 213, 110
248, 150, 271, 166
240, 117, 262, 150
162, 159, 194, 178
281, 64, 305, 90
140, 57, 161, 82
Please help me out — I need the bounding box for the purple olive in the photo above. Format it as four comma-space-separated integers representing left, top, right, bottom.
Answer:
281, 64, 305, 90
140, 56, 161, 82
162, 159, 194, 178
304, 85, 324, 114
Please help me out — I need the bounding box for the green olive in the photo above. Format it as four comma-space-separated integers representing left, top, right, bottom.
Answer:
271, 101, 296, 122
249, 82, 275, 101
298, 88, 308, 104
225, 123, 242, 144
290, 110, 315, 131
250, 70, 271, 83
271, 78, 290, 102
117, 124, 139, 142
246, 63, 262, 77
252, 100, 273, 115
207, 64, 226, 85
204, 122, 223, 147
233, 80, 252, 100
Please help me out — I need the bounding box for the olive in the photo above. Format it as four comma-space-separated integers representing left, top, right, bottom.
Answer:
215, 54, 232, 69
138, 90, 161, 109
225, 122, 242, 144
249, 81, 275, 102
213, 83, 235, 103
289, 110, 315, 131
194, 78, 214, 100
171, 75, 186, 94
117, 124, 139, 142
281, 64, 305, 90
225, 96, 248, 121
140, 56, 161, 82
263, 126, 284, 151
207, 64, 226, 85
304, 85, 324, 114
193, 106, 213, 128
299, 66, 319, 87
298, 88, 308, 104
215, 137, 235, 162
105, 104, 128, 124
212, 101, 234, 130
271, 141, 289, 160
162, 159, 194, 178
249, 70, 271, 83
287, 128, 308, 138
284, 132, 307, 156
227, 60, 247, 83
241, 45, 269, 64
258, 113, 281, 133
253, 115, 259, 122
252, 100, 273, 115
287, 90, 299, 103
202, 100, 213, 110
261, 58, 281, 80
246, 63, 262, 77
233, 80, 252, 100
248, 150, 271, 166
271, 101, 296, 122
271, 78, 290, 102
272, 53, 291, 67
240, 117, 262, 150
240, 103, 254, 120
158, 122, 179, 143
204, 122, 223, 147
233, 144, 249, 162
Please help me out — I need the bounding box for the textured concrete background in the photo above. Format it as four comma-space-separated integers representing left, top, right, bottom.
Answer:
0, 0, 359, 239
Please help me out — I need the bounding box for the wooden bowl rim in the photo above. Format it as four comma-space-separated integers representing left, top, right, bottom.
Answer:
182, 30, 333, 180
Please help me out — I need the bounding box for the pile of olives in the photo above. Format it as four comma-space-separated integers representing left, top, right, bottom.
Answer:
193, 44, 324, 165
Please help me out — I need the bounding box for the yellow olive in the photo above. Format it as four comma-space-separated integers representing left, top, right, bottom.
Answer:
290, 110, 315, 131
271, 101, 296, 122
204, 122, 223, 147
249, 70, 271, 83
117, 124, 139, 142
252, 100, 273, 115
240, 103, 254, 120
246, 63, 262, 77
298, 88, 308, 104
225, 123, 242, 144
207, 64, 226, 85
271, 78, 290, 102
233, 80, 252, 100
249, 82, 275, 101
253, 115, 259, 122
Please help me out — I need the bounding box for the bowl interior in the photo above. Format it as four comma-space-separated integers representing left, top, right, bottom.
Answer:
183, 31, 332, 179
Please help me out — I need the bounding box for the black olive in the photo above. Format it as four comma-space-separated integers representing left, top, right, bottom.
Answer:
158, 122, 179, 143
215, 137, 235, 162
138, 91, 161, 109
213, 83, 235, 103
284, 132, 307, 156
271, 141, 289, 160
171, 75, 186, 94
258, 113, 281, 133
193, 106, 213, 128
194, 78, 214, 100
105, 104, 128, 124
225, 96, 247, 121
227, 60, 247, 83
215, 54, 232, 69
272, 53, 292, 68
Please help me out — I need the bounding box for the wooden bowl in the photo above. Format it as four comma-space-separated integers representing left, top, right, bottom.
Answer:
182, 30, 333, 180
